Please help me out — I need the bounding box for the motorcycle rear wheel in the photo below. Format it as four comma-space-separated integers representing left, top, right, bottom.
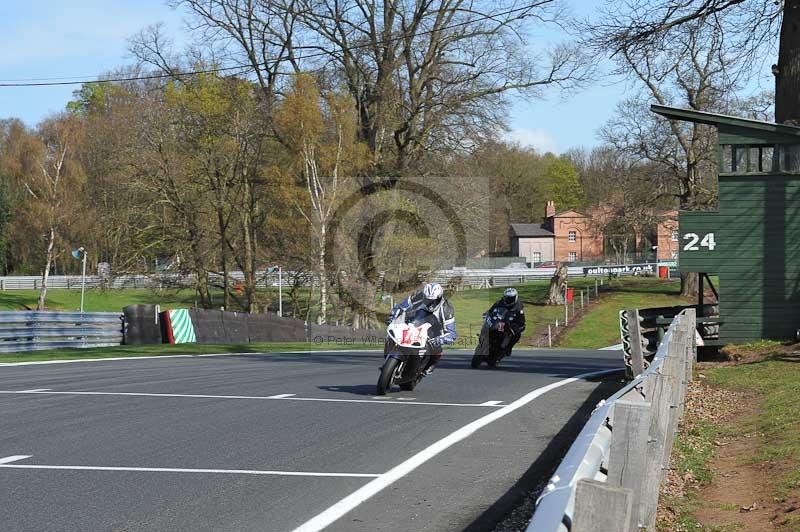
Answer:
376, 357, 400, 395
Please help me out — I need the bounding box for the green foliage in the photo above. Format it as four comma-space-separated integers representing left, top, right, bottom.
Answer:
542, 153, 584, 211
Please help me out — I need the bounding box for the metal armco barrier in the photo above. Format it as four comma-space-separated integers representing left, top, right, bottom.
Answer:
528, 308, 696, 532
0, 311, 124, 353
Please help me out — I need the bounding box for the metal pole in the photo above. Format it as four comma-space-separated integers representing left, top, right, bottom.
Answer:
278, 267, 283, 317
548, 324, 552, 347
80, 250, 87, 313
595, 278, 599, 296
581, 290, 584, 308
565, 298, 569, 325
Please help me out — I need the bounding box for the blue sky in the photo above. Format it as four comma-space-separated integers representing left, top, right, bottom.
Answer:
0, 1, 678, 154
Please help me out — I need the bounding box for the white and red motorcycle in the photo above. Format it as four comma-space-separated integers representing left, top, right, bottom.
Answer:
377, 309, 438, 395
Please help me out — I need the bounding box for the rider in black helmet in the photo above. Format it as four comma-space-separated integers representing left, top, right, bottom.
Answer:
486, 287, 525, 356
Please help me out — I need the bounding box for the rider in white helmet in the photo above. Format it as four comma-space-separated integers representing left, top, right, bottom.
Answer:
388, 282, 457, 375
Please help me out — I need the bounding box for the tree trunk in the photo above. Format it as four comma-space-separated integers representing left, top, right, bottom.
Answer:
546, 264, 568, 305
220, 229, 230, 310
776, 0, 800, 124
680, 272, 699, 298
37, 226, 55, 311
318, 228, 327, 324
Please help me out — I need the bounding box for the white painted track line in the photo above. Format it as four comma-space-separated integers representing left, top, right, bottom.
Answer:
600, 343, 623, 350
0, 390, 504, 408
0, 455, 31, 464
0, 456, 379, 478
479, 400, 503, 406
291, 368, 621, 532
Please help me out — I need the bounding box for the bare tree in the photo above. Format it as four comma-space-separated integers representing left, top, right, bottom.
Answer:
588, 0, 800, 124
591, 15, 734, 296
165, 0, 591, 175
23, 117, 84, 310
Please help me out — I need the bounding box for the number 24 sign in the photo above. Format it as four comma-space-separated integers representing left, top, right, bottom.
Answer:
683, 233, 716, 251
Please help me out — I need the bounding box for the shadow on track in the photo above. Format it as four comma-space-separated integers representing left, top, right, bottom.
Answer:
318, 384, 378, 396
461, 377, 624, 532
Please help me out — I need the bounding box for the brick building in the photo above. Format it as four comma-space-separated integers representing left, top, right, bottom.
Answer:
655, 210, 679, 261
510, 201, 679, 265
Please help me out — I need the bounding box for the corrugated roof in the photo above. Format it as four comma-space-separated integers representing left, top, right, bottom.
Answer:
651, 104, 800, 136
510, 223, 554, 238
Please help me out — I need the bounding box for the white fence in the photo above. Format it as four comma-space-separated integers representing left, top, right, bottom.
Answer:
0, 264, 666, 291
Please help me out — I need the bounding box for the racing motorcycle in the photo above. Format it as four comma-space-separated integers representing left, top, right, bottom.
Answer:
471, 305, 511, 368
377, 309, 438, 395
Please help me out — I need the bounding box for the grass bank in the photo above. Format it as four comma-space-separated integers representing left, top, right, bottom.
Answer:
557, 277, 687, 349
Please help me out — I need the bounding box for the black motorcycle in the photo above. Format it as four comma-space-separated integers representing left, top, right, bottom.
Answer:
377, 309, 441, 395
471, 306, 512, 368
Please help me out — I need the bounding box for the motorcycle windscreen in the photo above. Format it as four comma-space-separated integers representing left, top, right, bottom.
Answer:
410, 308, 443, 338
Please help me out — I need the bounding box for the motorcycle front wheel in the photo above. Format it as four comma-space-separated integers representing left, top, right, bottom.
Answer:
472, 334, 489, 368
376, 357, 400, 395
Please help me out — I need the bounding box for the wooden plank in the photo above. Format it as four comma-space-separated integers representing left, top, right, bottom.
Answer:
608, 400, 652, 532
640, 369, 674, 529
572, 479, 633, 532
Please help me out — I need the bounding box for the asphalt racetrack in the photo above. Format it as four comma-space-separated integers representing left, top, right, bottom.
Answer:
0, 348, 622, 532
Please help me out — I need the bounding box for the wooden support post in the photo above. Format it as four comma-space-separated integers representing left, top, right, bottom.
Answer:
572, 479, 633, 532
662, 329, 687, 473
698, 273, 704, 310
608, 400, 652, 532
640, 369, 675, 529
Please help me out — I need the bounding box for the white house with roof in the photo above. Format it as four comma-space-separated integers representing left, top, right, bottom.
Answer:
509, 223, 555, 265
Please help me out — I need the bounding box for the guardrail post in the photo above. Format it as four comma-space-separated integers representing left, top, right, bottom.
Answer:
572, 479, 633, 532
640, 365, 675, 529
608, 400, 652, 532
684, 308, 697, 382
662, 329, 688, 472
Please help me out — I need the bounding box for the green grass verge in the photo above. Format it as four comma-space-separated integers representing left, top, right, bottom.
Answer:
0, 341, 379, 363
663, 351, 800, 530
558, 277, 688, 349
704, 358, 800, 496
449, 277, 605, 347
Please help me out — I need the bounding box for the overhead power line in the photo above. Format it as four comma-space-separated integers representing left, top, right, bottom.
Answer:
0, 1, 547, 88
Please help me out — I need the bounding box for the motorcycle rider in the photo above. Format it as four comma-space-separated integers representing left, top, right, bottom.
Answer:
485, 287, 525, 356
386, 282, 457, 375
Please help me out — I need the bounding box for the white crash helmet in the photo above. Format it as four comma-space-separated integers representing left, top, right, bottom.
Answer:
422, 282, 444, 312
502, 287, 518, 305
